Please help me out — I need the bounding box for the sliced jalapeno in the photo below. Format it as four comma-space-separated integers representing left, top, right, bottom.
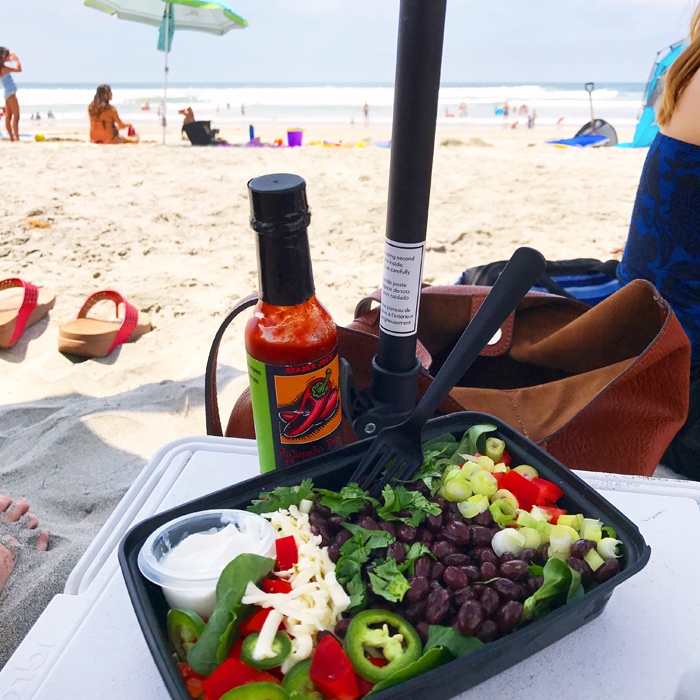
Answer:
241, 631, 292, 670
282, 659, 324, 700
344, 609, 422, 683
167, 609, 206, 662
220, 681, 289, 700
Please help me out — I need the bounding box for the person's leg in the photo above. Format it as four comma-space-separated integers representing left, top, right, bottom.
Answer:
0, 495, 49, 596
6, 94, 19, 141
4, 103, 13, 141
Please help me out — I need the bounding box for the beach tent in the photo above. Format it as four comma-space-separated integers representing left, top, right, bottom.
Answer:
84, 0, 247, 144
617, 39, 687, 148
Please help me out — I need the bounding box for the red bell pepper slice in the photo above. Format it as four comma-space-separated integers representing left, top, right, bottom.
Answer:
251, 670, 282, 685
310, 634, 360, 700
538, 505, 567, 524
262, 578, 293, 594
275, 535, 299, 570
355, 673, 374, 697
498, 449, 512, 467
500, 470, 540, 507
368, 658, 389, 668
239, 608, 273, 637
531, 477, 564, 505
228, 637, 245, 660
493, 472, 507, 489
201, 659, 257, 700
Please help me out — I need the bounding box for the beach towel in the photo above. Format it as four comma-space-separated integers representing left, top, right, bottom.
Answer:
547, 135, 609, 148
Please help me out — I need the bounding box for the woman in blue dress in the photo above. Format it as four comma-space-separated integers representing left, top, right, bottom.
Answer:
0, 48, 21, 142
617, 5, 700, 477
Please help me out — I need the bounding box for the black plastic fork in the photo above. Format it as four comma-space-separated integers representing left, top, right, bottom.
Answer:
347, 246, 547, 497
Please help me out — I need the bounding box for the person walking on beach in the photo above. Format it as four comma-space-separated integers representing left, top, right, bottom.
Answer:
0, 48, 21, 142
88, 85, 139, 144
363, 101, 369, 126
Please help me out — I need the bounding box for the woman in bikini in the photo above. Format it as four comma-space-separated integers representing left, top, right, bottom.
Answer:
88, 84, 139, 144
0, 47, 21, 142
617, 4, 700, 477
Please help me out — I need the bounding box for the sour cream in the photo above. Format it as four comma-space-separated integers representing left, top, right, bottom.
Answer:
138, 509, 277, 618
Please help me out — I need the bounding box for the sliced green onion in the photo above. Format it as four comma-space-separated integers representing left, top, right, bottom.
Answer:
470, 470, 498, 497
530, 506, 553, 523
458, 494, 489, 518
462, 463, 483, 479
584, 548, 605, 572
513, 465, 538, 480
597, 538, 622, 560
518, 526, 542, 549
516, 510, 539, 529
557, 524, 580, 543
484, 437, 505, 463
548, 525, 573, 560
490, 489, 519, 510
580, 518, 603, 543
558, 513, 584, 531
492, 462, 509, 474
443, 465, 463, 482
443, 477, 473, 502
477, 455, 496, 473
491, 528, 525, 557
489, 499, 517, 526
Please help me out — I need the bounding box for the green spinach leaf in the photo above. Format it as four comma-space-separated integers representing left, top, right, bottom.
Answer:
366, 648, 453, 696
248, 479, 315, 514
423, 625, 484, 658
453, 424, 497, 459
522, 557, 583, 621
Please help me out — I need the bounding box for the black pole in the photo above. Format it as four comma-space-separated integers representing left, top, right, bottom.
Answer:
372, 0, 447, 408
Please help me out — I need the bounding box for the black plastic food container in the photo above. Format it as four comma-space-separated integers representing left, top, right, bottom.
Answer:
119, 412, 651, 700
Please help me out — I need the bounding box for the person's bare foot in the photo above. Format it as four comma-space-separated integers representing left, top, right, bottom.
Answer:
0, 495, 49, 596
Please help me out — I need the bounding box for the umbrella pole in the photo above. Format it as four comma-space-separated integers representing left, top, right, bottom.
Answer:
162, 6, 170, 145
371, 0, 447, 411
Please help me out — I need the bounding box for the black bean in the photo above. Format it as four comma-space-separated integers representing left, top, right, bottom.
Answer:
397, 524, 418, 543
480, 587, 500, 618
431, 540, 457, 560
316, 630, 337, 644
334, 528, 353, 547
471, 583, 486, 596
358, 503, 374, 517
567, 556, 593, 584
519, 548, 536, 563
426, 586, 451, 625
310, 523, 331, 547
443, 566, 468, 590
443, 553, 469, 567
313, 498, 332, 518
571, 539, 597, 559
405, 576, 431, 603
496, 601, 523, 632
326, 514, 346, 531
461, 565, 481, 583
416, 527, 434, 544
406, 481, 431, 497
430, 562, 445, 582
414, 556, 432, 579
334, 617, 352, 639
453, 586, 475, 607
499, 560, 529, 580
430, 495, 448, 511
474, 510, 494, 527
499, 551, 516, 563
491, 578, 520, 601
527, 575, 544, 594
594, 558, 621, 584
456, 599, 484, 636
470, 526, 494, 547
378, 521, 397, 538
475, 547, 498, 565
396, 508, 412, 519
449, 502, 462, 514
442, 521, 472, 545
327, 544, 340, 563
430, 579, 444, 591
387, 542, 406, 564
479, 562, 498, 580
444, 510, 465, 524
415, 620, 430, 642
404, 599, 427, 624
426, 512, 443, 532
533, 544, 549, 565
357, 516, 378, 530
476, 619, 499, 643
309, 511, 326, 528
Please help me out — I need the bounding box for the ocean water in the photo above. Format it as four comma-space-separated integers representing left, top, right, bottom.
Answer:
18, 82, 646, 130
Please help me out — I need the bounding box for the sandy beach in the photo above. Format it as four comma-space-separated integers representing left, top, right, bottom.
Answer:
0, 123, 647, 666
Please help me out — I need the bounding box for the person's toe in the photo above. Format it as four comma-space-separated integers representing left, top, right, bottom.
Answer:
3, 497, 30, 523
36, 530, 49, 552
0, 495, 12, 513
25, 513, 39, 530
0, 536, 19, 593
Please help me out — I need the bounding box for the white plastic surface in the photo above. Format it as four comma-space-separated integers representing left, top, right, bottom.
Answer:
1, 438, 699, 700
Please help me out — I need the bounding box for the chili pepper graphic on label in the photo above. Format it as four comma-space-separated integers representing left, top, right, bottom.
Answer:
280, 369, 338, 439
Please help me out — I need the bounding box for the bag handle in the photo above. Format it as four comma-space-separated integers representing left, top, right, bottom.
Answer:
205, 292, 259, 436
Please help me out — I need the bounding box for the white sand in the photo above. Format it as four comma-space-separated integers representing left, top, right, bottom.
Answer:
0, 123, 649, 666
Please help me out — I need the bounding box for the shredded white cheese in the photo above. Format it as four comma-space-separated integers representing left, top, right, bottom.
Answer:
241, 504, 350, 673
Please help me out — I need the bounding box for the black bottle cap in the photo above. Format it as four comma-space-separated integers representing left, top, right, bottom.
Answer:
247, 173, 315, 307
248, 173, 311, 233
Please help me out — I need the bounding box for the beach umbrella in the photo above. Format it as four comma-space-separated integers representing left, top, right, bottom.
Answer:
84, 0, 247, 144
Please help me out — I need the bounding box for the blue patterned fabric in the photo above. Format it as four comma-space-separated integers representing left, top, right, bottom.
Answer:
618, 132, 700, 361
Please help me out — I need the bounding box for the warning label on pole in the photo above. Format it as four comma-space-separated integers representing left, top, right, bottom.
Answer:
379, 238, 425, 337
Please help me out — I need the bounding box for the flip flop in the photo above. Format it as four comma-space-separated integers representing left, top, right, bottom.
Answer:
0, 278, 56, 348
57, 290, 151, 358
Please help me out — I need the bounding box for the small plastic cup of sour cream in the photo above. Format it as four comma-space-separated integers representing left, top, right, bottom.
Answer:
137, 509, 276, 618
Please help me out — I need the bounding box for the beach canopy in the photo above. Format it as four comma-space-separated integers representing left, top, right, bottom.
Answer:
84, 0, 247, 144
617, 39, 687, 148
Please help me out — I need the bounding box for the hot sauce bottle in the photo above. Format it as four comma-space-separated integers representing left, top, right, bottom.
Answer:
245, 173, 342, 473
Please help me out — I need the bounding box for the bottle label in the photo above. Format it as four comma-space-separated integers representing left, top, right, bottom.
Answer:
379, 238, 425, 336
247, 349, 343, 473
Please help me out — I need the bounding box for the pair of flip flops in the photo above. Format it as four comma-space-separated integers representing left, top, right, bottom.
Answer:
0, 278, 151, 357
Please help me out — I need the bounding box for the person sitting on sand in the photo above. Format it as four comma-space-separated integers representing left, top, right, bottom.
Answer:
617, 3, 700, 478
0, 495, 48, 597
88, 84, 139, 144
0, 47, 21, 142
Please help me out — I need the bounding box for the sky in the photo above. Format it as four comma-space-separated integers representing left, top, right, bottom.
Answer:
1, 0, 696, 85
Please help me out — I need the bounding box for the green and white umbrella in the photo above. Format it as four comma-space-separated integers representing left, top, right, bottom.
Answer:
85, 0, 248, 143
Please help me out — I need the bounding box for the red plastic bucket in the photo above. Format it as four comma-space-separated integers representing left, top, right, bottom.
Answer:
286, 129, 303, 147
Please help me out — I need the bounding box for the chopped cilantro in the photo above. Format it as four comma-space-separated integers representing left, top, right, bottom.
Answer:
316, 484, 379, 518
400, 542, 434, 576
368, 559, 411, 603
247, 478, 314, 514
377, 485, 441, 527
